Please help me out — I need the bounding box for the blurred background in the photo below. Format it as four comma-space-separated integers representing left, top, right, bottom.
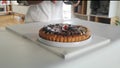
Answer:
0, 0, 120, 30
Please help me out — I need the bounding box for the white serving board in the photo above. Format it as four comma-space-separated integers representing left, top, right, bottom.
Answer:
23, 33, 110, 59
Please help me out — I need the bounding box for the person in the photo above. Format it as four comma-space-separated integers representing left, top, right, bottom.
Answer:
73, 0, 81, 13
25, 0, 80, 23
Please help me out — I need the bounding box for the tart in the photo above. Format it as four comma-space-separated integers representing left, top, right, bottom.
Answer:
39, 24, 91, 42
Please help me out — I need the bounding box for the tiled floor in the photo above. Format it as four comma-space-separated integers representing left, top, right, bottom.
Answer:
0, 14, 24, 30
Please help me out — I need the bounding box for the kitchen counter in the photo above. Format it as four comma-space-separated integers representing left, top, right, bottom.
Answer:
0, 18, 120, 68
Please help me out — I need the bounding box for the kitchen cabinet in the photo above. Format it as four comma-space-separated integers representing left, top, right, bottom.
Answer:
74, 1, 119, 24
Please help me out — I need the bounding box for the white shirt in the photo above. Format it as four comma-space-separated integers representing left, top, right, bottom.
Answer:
25, 1, 63, 23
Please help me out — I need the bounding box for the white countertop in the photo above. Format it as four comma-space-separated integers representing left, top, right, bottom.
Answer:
1, 18, 120, 68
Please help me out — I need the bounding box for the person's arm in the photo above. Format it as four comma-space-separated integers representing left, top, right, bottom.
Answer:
73, 0, 81, 7
26, 0, 42, 5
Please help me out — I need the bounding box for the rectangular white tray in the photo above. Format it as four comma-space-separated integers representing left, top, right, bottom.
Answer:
23, 33, 110, 59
